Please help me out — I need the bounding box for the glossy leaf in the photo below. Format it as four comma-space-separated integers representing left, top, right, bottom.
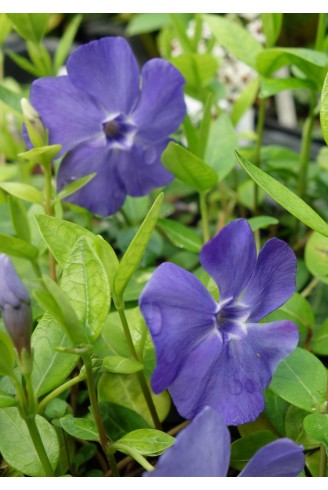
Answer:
157, 218, 202, 253
162, 142, 217, 192
99, 402, 150, 441
304, 413, 328, 451
204, 14, 263, 70
0, 182, 43, 205
270, 348, 327, 413
112, 428, 174, 457
114, 193, 163, 301
0, 234, 38, 260
0, 408, 59, 476
7, 13, 51, 43
94, 235, 119, 296
236, 151, 328, 237
231, 431, 278, 470
305, 232, 328, 284
60, 417, 99, 442
264, 389, 289, 436
285, 405, 319, 450
35, 215, 95, 268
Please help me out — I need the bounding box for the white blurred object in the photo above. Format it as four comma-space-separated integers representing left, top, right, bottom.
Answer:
274, 67, 297, 129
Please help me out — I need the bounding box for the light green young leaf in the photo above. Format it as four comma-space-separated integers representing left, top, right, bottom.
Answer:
162, 142, 218, 192
126, 13, 170, 36
6, 49, 40, 76
0, 182, 43, 205
55, 173, 96, 202
102, 356, 144, 375
54, 14, 83, 73
60, 417, 99, 442
0, 391, 18, 408
320, 71, 328, 146
35, 215, 95, 268
114, 193, 163, 301
259, 77, 316, 98
204, 14, 263, 70
261, 13, 283, 47
171, 53, 218, 88
8, 195, 31, 243
231, 77, 260, 125
0, 234, 38, 260
0, 14, 11, 45
94, 235, 119, 296
112, 428, 174, 456
0, 408, 59, 476
270, 348, 327, 413
247, 215, 278, 231
7, 13, 51, 43
18, 145, 62, 165
157, 218, 202, 253
236, 151, 328, 237
61, 237, 110, 342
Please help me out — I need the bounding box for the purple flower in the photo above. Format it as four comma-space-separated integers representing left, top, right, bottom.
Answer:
0, 254, 32, 355
29, 37, 186, 216
140, 219, 299, 425
144, 406, 305, 477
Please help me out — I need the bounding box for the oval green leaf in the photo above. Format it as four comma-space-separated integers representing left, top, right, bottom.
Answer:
60, 417, 99, 442
157, 218, 202, 253
103, 356, 144, 375
113, 428, 174, 456
305, 231, 328, 284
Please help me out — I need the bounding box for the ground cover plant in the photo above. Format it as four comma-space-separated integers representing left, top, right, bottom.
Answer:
0, 12, 328, 477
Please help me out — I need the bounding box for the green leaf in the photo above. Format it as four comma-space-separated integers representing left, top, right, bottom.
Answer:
0, 408, 59, 476
285, 405, 319, 449
6, 49, 39, 76
264, 389, 289, 436
0, 84, 22, 113
162, 142, 218, 192
55, 173, 96, 202
35, 215, 95, 268
204, 14, 263, 70
231, 77, 260, 125
310, 318, 328, 355
0, 391, 18, 408
237, 179, 264, 211
259, 77, 316, 98
270, 348, 328, 413
122, 195, 151, 224
126, 13, 170, 35
261, 13, 283, 47
99, 402, 150, 442
236, 151, 328, 237
31, 313, 78, 397
0, 332, 15, 376
8, 195, 31, 243
230, 431, 278, 470
320, 72, 328, 146
94, 235, 119, 296
7, 13, 51, 43
103, 356, 143, 374
157, 218, 202, 253
113, 428, 174, 457
60, 417, 99, 442
0, 182, 43, 205
205, 113, 238, 181
171, 53, 218, 88
304, 413, 328, 450
60, 237, 110, 342
0, 14, 11, 45
18, 145, 62, 165
305, 232, 328, 284
247, 215, 279, 231
0, 234, 38, 260
54, 15, 83, 73
114, 193, 163, 301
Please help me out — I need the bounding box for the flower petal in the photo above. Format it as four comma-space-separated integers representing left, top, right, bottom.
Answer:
30, 76, 105, 154
117, 140, 173, 196
133, 59, 186, 143
239, 439, 305, 477
57, 141, 126, 216
200, 219, 257, 302
170, 320, 298, 425
67, 37, 140, 115
144, 407, 230, 477
139, 262, 218, 393
242, 238, 296, 322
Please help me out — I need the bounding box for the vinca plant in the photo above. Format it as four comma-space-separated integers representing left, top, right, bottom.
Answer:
0, 12, 328, 477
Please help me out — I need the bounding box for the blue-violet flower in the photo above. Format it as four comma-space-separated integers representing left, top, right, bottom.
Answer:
144, 406, 305, 477
29, 37, 186, 216
140, 219, 299, 425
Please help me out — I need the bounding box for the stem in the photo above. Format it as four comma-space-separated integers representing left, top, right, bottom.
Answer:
297, 92, 316, 199
254, 97, 266, 213
315, 13, 326, 51
82, 355, 120, 476
38, 373, 84, 413
199, 192, 210, 243
301, 277, 321, 298
42, 161, 57, 281
25, 372, 37, 414
117, 306, 162, 430
24, 415, 55, 476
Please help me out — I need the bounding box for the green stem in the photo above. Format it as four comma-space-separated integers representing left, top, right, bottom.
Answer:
42, 161, 57, 281
82, 355, 120, 476
10, 373, 28, 411
301, 277, 320, 298
117, 306, 162, 430
38, 373, 85, 413
25, 372, 37, 414
199, 192, 210, 243
315, 13, 327, 51
24, 415, 55, 476
254, 96, 266, 213
297, 92, 316, 199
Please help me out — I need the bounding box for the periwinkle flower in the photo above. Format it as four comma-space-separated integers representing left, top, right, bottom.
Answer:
0, 254, 32, 356
28, 37, 186, 216
140, 219, 299, 425
144, 406, 305, 477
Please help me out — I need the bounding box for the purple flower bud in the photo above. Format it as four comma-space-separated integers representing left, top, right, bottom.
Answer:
0, 254, 32, 356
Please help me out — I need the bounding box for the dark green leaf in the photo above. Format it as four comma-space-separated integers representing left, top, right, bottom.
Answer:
310, 319, 328, 355
231, 431, 278, 470
285, 405, 319, 449
99, 401, 150, 441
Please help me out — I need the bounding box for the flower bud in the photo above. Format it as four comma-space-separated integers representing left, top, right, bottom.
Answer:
0, 254, 32, 357
21, 98, 48, 148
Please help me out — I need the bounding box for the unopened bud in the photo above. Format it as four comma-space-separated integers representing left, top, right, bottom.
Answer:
0, 254, 32, 357
21, 98, 48, 148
